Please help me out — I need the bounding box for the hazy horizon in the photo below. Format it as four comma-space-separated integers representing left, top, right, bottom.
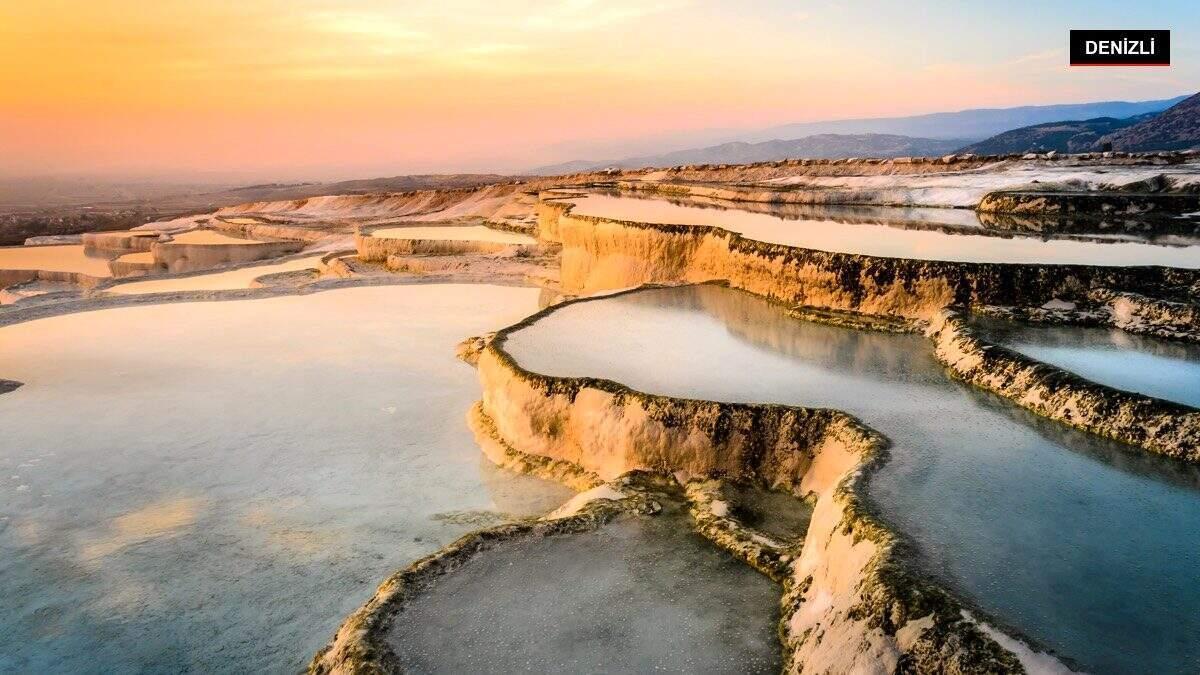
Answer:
3, 1, 1196, 182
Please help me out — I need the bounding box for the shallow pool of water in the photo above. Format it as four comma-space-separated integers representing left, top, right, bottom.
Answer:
726, 484, 812, 544
389, 510, 780, 674
371, 225, 535, 245
560, 191, 1200, 268
0, 245, 113, 277
0, 285, 574, 673
107, 255, 325, 295
502, 285, 1200, 674
970, 316, 1200, 409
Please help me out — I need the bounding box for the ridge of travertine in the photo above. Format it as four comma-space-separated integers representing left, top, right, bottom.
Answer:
537, 194, 1200, 321
305, 170, 1200, 673
309, 291, 1076, 674
928, 310, 1200, 462
470, 294, 1068, 674
537, 192, 1200, 464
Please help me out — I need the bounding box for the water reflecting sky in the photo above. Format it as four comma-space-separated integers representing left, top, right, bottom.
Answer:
0, 285, 574, 673
564, 191, 1200, 267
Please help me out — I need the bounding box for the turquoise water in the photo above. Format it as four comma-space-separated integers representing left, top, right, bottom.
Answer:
0, 285, 574, 673
971, 316, 1200, 409
502, 285, 1200, 674
389, 510, 781, 674
561, 191, 1200, 267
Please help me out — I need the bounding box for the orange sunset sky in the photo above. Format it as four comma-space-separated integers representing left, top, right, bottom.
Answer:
1, 1, 1194, 180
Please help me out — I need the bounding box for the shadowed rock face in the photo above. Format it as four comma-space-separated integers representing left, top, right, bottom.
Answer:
978, 190, 1200, 217
722, 482, 812, 544
1105, 290, 1200, 340
81, 230, 159, 252
958, 115, 1155, 155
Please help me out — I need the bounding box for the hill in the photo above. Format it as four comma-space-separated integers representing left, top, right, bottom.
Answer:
959, 92, 1200, 155
1098, 92, 1200, 152
744, 96, 1187, 143
957, 114, 1156, 155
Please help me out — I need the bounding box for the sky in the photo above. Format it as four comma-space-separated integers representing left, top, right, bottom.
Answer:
0, 0, 1196, 181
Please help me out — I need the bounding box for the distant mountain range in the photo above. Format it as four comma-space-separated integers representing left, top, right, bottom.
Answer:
532, 135, 970, 174
960, 92, 1200, 155
742, 96, 1187, 143
531, 95, 1189, 174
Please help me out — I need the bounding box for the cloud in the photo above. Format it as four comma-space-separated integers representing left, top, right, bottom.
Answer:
1005, 48, 1065, 66
521, 0, 689, 32
306, 10, 430, 43
461, 43, 531, 56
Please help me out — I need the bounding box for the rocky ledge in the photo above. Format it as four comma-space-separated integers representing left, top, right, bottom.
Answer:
355, 223, 540, 262
928, 311, 1200, 463
978, 190, 1200, 216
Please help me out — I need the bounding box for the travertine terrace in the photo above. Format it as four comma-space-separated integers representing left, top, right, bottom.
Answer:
5, 152, 1200, 674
